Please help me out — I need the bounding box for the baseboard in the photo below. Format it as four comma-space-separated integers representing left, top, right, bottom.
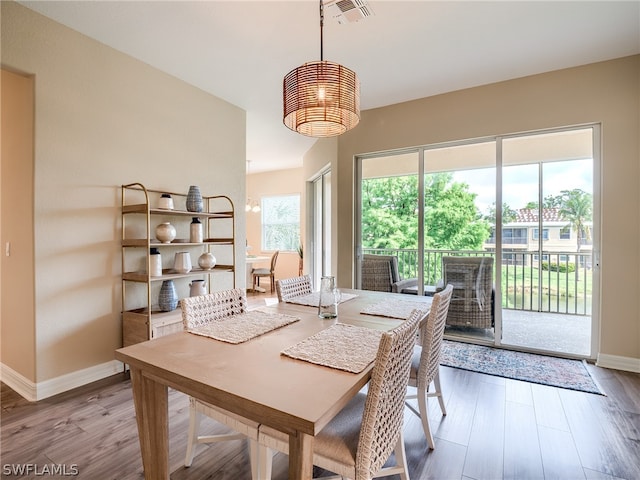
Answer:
0, 364, 37, 401
1, 360, 125, 401
596, 353, 640, 373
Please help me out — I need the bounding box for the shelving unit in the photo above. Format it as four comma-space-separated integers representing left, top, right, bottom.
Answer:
121, 183, 236, 346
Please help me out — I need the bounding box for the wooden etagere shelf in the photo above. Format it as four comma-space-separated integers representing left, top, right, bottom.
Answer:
121, 182, 236, 346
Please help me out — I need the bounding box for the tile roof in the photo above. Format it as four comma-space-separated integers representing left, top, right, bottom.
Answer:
514, 208, 563, 223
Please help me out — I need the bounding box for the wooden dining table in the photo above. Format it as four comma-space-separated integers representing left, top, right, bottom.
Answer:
114, 288, 432, 480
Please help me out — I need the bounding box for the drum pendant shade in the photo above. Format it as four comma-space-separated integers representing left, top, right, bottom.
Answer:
282, 1, 360, 137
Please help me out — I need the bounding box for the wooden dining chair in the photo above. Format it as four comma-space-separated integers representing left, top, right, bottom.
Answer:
405, 283, 454, 449
256, 308, 424, 480
252, 250, 279, 293
275, 274, 312, 302
180, 289, 259, 478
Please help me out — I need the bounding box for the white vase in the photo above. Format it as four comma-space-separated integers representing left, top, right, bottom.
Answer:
173, 252, 192, 274
157, 193, 174, 210
198, 252, 216, 270
155, 222, 176, 243
189, 279, 207, 296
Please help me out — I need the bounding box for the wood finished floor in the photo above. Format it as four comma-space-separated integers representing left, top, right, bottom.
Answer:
2, 291, 639, 479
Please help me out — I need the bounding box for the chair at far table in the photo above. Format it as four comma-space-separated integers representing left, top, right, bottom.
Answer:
405, 283, 454, 449
256, 308, 424, 480
180, 289, 259, 478
252, 250, 279, 293
276, 274, 312, 302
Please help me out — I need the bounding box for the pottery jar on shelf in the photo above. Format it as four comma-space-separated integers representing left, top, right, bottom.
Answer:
198, 252, 216, 270
155, 222, 176, 243
158, 280, 177, 312
158, 193, 174, 210
173, 252, 192, 274
190, 217, 203, 243
149, 248, 163, 277
189, 279, 207, 297
186, 185, 203, 213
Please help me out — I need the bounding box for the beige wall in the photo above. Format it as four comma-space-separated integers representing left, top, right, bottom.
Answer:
1, 2, 246, 394
336, 55, 640, 362
1, 69, 36, 382
246, 168, 305, 284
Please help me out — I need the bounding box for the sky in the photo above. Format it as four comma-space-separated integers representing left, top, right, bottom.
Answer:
453, 158, 593, 216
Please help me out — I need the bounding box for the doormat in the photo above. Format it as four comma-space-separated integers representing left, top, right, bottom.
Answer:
439, 340, 605, 395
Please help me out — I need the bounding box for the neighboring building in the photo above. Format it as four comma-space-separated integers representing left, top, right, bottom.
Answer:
485, 208, 593, 268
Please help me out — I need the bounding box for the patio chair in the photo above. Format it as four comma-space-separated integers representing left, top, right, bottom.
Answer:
440, 256, 494, 328
405, 283, 454, 449
180, 289, 259, 478
276, 274, 312, 302
256, 308, 423, 480
361, 254, 418, 293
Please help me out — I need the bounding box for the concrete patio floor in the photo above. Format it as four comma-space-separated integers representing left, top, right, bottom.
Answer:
445, 309, 592, 358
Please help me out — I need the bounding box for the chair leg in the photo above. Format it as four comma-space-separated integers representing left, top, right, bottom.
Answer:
394, 430, 409, 480
270, 274, 275, 293
417, 385, 436, 450
184, 405, 201, 467
433, 369, 447, 416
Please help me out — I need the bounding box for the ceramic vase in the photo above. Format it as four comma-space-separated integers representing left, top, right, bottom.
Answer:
186, 185, 203, 213
173, 252, 192, 274
198, 252, 216, 270
149, 248, 163, 277
155, 222, 176, 243
158, 280, 177, 312
158, 193, 174, 210
190, 217, 203, 243
189, 279, 207, 297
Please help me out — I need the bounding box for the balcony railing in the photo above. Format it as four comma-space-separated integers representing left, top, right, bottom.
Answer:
362, 248, 592, 315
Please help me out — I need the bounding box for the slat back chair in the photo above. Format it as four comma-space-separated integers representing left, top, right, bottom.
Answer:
257, 308, 424, 480
276, 274, 312, 302
405, 283, 454, 449
252, 250, 279, 293
180, 289, 259, 478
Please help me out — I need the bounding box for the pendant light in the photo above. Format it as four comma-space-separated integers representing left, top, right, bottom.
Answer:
283, 0, 360, 137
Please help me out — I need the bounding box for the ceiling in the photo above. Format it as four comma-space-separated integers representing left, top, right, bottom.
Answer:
18, 1, 640, 173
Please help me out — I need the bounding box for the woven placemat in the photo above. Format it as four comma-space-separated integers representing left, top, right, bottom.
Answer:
281, 323, 382, 373
360, 298, 432, 320
286, 292, 358, 307
188, 310, 299, 344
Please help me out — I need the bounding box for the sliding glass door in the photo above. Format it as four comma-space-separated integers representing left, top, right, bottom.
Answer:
355, 125, 599, 359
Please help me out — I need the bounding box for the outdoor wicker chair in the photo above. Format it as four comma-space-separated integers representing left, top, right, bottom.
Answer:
276, 274, 312, 302
406, 283, 454, 449
440, 256, 494, 328
256, 309, 423, 480
180, 289, 259, 478
361, 254, 418, 293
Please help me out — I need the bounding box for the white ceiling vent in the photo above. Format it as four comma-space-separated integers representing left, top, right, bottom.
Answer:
325, 0, 375, 24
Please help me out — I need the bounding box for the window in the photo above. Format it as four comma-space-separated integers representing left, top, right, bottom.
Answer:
503, 227, 527, 244
560, 226, 571, 239
261, 194, 300, 251
532, 228, 549, 241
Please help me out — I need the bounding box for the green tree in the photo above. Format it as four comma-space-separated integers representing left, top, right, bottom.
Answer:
361, 173, 490, 250
558, 189, 592, 252
485, 202, 517, 225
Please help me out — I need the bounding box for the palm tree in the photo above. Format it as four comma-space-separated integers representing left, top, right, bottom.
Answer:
558, 189, 592, 279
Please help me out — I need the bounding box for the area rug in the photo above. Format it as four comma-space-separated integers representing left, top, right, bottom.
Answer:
439, 340, 605, 395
